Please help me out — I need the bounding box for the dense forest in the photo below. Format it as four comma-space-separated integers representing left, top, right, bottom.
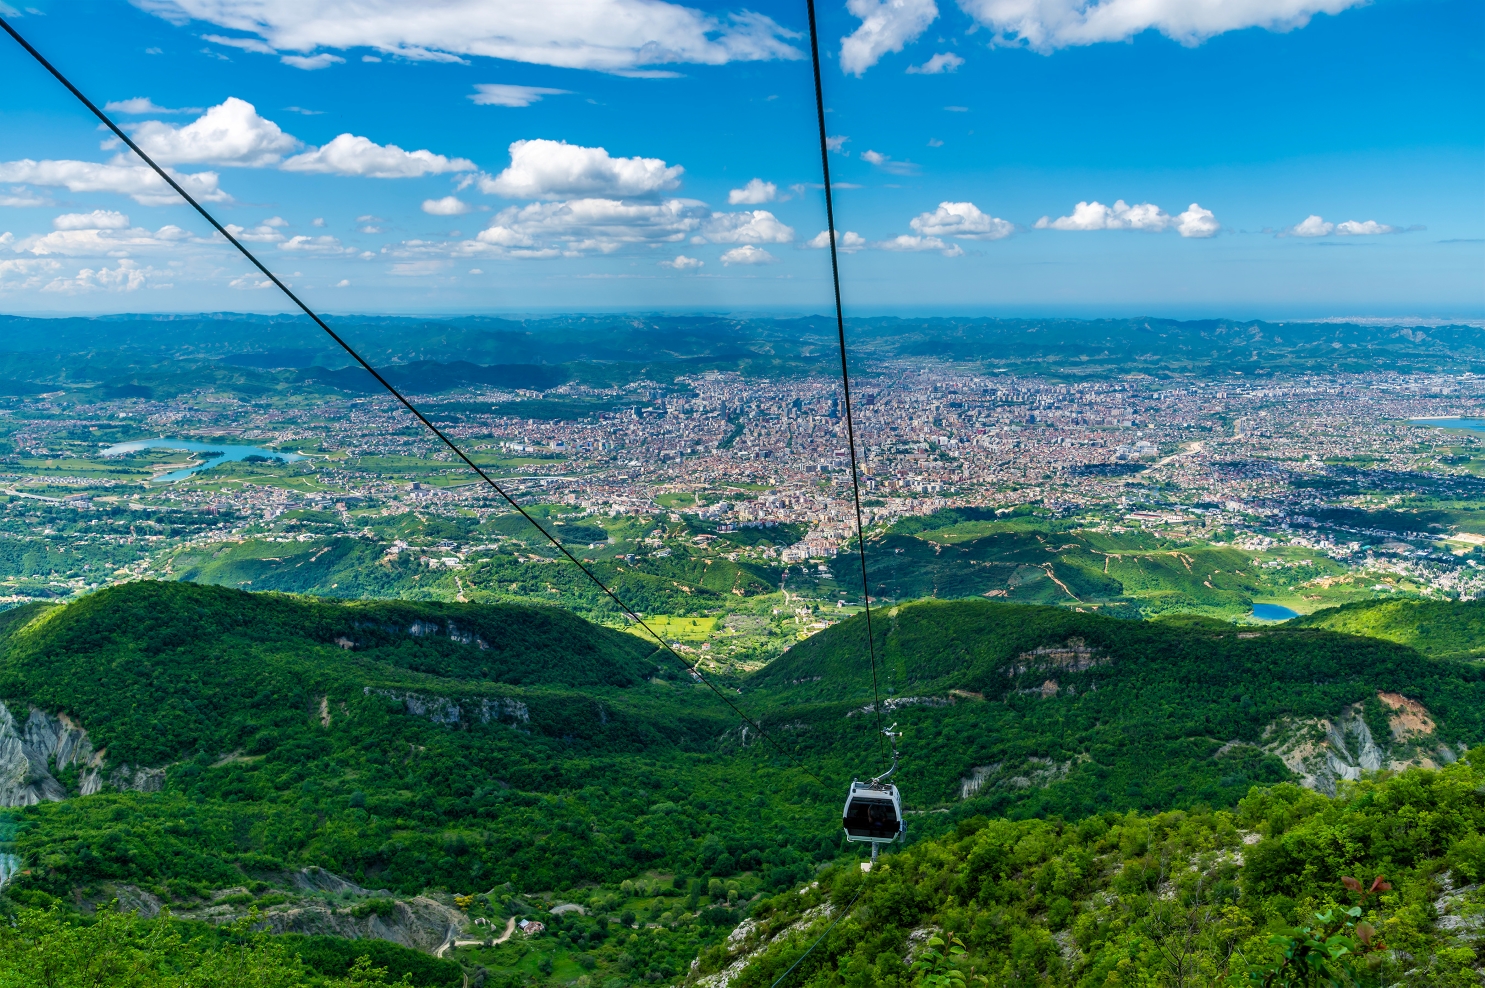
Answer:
707, 756, 1485, 987
1, 583, 1482, 985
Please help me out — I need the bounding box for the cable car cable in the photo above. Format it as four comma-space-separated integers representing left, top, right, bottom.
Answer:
803, 0, 887, 749
0, 14, 829, 790
767, 885, 866, 988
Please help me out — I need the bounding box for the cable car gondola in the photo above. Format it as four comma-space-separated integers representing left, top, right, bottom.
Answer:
842, 725, 904, 860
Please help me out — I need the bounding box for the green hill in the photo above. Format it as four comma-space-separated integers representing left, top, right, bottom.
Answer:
1291, 597, 1485, 661
744, 599, 1485, 819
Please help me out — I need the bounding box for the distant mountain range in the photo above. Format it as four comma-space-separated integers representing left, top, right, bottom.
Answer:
0, 314, 1481, 399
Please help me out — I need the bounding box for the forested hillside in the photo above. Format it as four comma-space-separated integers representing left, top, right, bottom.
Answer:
1293, 597, 1485, 661
2, 583, 1483, 985
703, 756, 1485, 988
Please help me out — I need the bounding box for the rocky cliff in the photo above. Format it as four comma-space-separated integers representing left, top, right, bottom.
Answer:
0, 700, 162, 808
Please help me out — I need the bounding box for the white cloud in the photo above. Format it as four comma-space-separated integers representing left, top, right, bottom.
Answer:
229, 273, 274, 289
1335, 219, 1396, 235
278, 234, 350, 252
12, 212, 200, 256
873, 234, 962, 256
335, 278, 350, 286
41, 259, 156, 294
0, 193, 51, 207
281, 52, 345, 69
910, 201, 1012, 240
720, 245, 774, 264
806, 229, 867, 252
0, 258, 63, 293
1284, 215, 1398, 237
841, 0, 939, 75
956, 0, 1366, 53
906, 51, 964, 73
470, 197, 707, 254
480, 139, 683, 199
702, 209, 794, 244
660, 254, 703, 269
53, 210, 131, 231
127, 98, 301, 166
469, 84, 572, 107
138, 0, 803, 73
281, 133, 475, 177
825, 135, 850, 153
0, 159, 228, 205
859, 150, 919, 176
202, 33, 278, 54
423, 195, 471, 215
1035, 199, 1172, 231
225, 220, 287, 242
1174, 203, 1219, 238
728, 178, 777, 205
1288, 214, 1333, 237
103, 97, 203, 114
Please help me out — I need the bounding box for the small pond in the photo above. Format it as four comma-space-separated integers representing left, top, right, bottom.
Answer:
1250, 603, 1299, 622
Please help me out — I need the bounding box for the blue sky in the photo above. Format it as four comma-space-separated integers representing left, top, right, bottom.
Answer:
0, 0, 1479, 319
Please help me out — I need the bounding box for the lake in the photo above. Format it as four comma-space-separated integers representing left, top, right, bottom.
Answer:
1412, 418, 1485, 432
1250, 603, 1299, 622
102, 438, 306, 482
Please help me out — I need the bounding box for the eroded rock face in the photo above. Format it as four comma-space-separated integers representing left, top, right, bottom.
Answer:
1259, 693, 1462, 796
0, 700, 158, 808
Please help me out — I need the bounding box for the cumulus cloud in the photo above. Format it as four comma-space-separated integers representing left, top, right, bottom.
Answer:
873, 234, 962, 256
841, 0, 939, 75
1174, 203, 1219, 238
0, 258, 64, 293
660, 254, 703, 270
720, 245, 774, 264
11, 211, 198, 256
1036, 199, 1172, 232
825, 135, 850, 153
126, 98, 301, 166
469, 84, 572, 107
806, 229, 867, 252
0, 159, 228, 205
471, 197, 707, 254
278, 234, 351, 252
728, 178, 777, 205
480, 139, 683, 199
41, 259, 156, 294
910, 201, 1012, 240
1284, 214, 1397, 237
1335, 219, 1397, 235
906, 51, 964, 73
103, 97, 203, 114
138, 0, 803, 73
423, 195, 471, 215
956, 0, 1367, 52
225, 219, 288, 242
701, 209, 794, 244
1287, 214, 1333, 237
281, 133, 475, 177
53, 210, 132, 231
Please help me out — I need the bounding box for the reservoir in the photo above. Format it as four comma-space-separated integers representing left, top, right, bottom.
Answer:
102, 438, 306, 482
1412, 418, 1485, 432
1250, 603, 1299, 622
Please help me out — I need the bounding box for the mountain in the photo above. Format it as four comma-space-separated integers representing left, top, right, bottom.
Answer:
1291, 597, 1485, 661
